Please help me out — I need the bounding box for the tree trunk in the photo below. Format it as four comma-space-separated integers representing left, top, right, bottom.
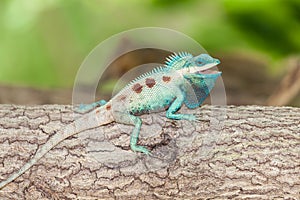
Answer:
0, 104, 299, 199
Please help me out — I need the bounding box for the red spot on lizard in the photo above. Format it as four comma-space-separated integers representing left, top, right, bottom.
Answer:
106, 104, 111, 110
145, 78, 156, 88
162, 76, 171, 82
132, 83, 143, 93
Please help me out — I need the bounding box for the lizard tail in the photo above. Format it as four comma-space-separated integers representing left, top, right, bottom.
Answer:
0, 107, 114, 189
0, 125, 77, 189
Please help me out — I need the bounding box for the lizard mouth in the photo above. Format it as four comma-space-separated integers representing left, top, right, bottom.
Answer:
196, 64, 222, 75
180, 63, 221, 75
195, 62, 221, 75
197, 69, 221, 75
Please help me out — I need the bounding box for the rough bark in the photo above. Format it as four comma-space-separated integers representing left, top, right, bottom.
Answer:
0, 104, 299, 199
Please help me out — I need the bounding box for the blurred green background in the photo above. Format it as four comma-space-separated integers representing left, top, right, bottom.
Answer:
0, 0, 299, 106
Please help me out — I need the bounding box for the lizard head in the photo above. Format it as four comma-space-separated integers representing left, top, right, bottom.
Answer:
187, 53, 221, 78
165, 52, 221, 78
193, 54, 220, 68
165, 52, 222, 108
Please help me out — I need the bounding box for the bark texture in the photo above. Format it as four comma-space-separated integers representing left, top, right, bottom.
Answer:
0, 104, 299, 199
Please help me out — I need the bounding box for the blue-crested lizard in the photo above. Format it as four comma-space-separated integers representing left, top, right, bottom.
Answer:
0, 52, 221, 189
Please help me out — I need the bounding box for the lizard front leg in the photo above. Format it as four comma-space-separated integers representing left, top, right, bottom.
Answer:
166, 92, 196, 121
114, 112, 150, 154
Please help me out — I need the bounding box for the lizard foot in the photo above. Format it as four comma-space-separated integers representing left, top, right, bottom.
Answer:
131, 145, 151, 155
74, 100, 107, 113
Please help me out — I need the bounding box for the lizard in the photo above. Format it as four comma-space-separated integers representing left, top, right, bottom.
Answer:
0, 52, 221, 189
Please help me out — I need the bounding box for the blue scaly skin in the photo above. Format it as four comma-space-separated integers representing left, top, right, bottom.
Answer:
0, 52, 221, 189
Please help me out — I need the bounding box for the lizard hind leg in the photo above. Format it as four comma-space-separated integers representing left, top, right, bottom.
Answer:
114, 112, 150, 155
75, 99, 107, 113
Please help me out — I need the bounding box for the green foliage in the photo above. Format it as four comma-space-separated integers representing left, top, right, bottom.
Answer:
0, 0, 299, 88
150, 0, 196, 8
224, 0, 300, 57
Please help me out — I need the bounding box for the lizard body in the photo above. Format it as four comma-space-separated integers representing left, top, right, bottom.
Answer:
0, 52, 221, 189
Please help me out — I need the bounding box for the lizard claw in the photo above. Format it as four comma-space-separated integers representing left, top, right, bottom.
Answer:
194, 114, 210, 123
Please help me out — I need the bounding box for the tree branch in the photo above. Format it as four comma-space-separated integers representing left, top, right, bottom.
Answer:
0, 105, 299, 199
